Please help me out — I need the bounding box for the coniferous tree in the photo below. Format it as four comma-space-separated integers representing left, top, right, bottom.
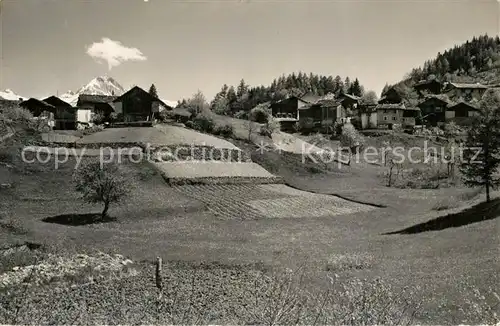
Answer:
149, 84, 158, 98
344, 77, 351, 94
460, 88, 500, 202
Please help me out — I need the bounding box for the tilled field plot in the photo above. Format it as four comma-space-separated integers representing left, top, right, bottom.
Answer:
173, 183, 374, 220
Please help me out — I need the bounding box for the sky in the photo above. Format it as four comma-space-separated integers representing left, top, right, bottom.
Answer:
0, 0, 499, 102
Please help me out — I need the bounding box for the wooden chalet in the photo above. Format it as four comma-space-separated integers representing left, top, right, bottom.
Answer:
76, 94, 118, 123
417, 95, 453, 127
442, 82, 488, 101
446, 101, 480, 126
413, 79, 443, 97
112, 86, 171, 122
19, 98, 56, 117
42, 96, 77, 130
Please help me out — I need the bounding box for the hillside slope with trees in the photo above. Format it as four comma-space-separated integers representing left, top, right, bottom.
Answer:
177, 72, 367, 115
383, 34, 500, 107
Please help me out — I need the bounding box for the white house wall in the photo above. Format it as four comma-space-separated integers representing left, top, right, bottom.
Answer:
445, 110, 455, 120
113, 101, 123, 114
77, 109, 92, 123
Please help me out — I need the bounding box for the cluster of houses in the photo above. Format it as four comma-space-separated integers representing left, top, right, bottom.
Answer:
269, 80, 492, 132
14, 86, 173, 130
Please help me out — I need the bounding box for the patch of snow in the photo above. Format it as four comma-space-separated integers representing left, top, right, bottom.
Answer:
162, 98, 178, 108
0, 89, 26, 101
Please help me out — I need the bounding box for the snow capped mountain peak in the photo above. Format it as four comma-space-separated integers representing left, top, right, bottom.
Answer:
76, 75, 125, 97
0, 89, 26, 101
58, 75, 126, 105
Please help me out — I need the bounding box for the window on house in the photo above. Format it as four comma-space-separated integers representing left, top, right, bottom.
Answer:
384, 109, 387, 113
384, 116, 388, 121
392, 116, 396, 121
435, 107, 442, 112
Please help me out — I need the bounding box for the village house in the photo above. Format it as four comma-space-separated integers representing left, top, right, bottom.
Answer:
442, 82, 488, 102
76, 94, 117, 124
112, 86, 171, 122
446, 101, 480, 126
413, 79, 443, 97
417, 95, 453, 127
374, 103, 406, 129
337, 93, 360, 117
42, 96, 77, 130
270, 96, 308, 120
19, 98, 56, 117
270, 95, 347, 131
298, 99, 343, 127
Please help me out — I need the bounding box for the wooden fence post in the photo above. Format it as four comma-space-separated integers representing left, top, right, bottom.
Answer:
155, 257, 163, 296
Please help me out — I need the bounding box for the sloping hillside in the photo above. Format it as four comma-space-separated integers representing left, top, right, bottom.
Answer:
384, 35, 500, 105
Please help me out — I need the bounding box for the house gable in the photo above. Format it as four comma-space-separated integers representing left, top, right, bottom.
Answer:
43, 96, 73, 108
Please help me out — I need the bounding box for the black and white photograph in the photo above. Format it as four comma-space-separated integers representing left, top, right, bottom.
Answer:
0, 0, 499, 324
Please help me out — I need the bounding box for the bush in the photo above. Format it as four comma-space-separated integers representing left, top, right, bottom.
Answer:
234, 110, 248, 120
259, 117, 280, 137
158, 110, 175, 122
184, 120, 194, 129
0, 106, 33, 125
249, 106, 270, 123
81, 125, 104, 135
340, 123, 365, 153
297, 117, 315, 134
213, 124, 234, 138
192, 112, 216, 133
91, 113, 105, 125
110, 112, 123, 123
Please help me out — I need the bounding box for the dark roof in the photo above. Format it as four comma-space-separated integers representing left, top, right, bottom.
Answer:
113, 86, 170, 108
42, 96, 73, 108
316, 99, 341, 107
417, 95, 454, 107
414, 79, 442, 87
77, 94, 118, 105
339, 93, 361, 101
447, 101, 480, 111
273, 96, 309, 105
445, 82, 488, 89
375, 103, 406, 110
19, 98, 55, 108
300, 92, 322, 104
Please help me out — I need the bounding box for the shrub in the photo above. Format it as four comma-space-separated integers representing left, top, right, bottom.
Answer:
249, 106, 270, 123
392, 123, 404, 134
184, 120, 194, 129
158, 110, 175, 122
234, 110, 248, 120
259, 117, 280, 137
0, 106, 33, 125
340, 123, 364, 153
91, 113, 105, 125
81, 125, 104, 135
72, 160, 131, 219
192, 112, 216, 133
213, 124, 234, 138
297, 117, 315, 133
110, 112, 123, 123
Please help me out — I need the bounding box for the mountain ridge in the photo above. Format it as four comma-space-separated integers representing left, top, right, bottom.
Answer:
0, 89, 26, 101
